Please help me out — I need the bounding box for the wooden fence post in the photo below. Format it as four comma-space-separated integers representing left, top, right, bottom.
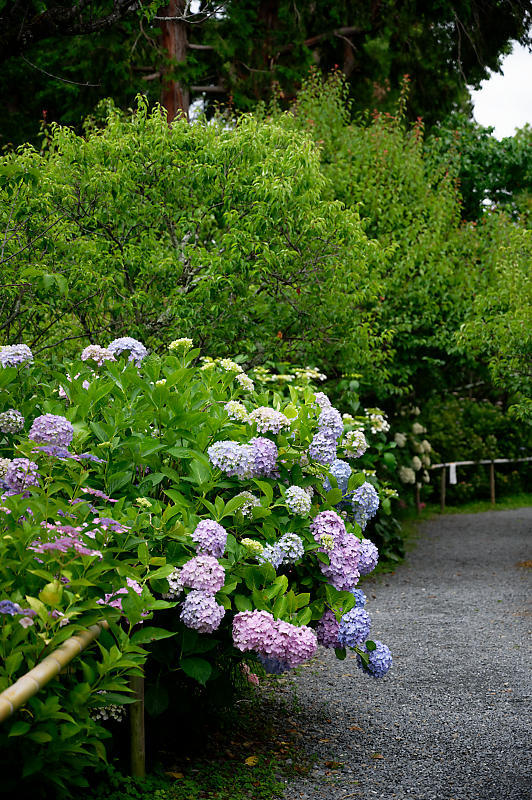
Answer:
415, 483, 421, 515
130, 674, 145, 778
490, 461, 496, 506
440, 466, 446, 513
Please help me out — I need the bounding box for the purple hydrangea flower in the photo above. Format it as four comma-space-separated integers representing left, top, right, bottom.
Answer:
233, 610, 276, 653
4, 458, 40, 494
313, 392, 331, 410
0, 409, 24, 434
81, 344, 116, 365
357, 640, 393, 678
319, 532, 361, 591
337, 607, 371, 647
180, 590, 225, 633
180, 555, 225, 594
358, 538, 379, 575
0, 600, 23, 616
285, 485, 312, 515
318, 406, 343, 439
207, 440, 255, 479
107, 337, 147, 366
29, 414, 74, 448
315, 608, 340, 648
0, 344, 33, 368
191, 519, 228, 558
310, 510, 346, 543
267, 620, 317, 668
250, 436, 278, 477
308, 431, 337, 465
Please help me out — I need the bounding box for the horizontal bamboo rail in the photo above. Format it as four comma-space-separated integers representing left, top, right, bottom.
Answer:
0, 621, 108, 723
430, 456, 532, 512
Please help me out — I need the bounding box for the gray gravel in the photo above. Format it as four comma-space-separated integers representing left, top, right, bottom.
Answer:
280, 508, 532, 800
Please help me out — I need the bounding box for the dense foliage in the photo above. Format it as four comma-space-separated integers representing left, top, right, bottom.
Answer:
2, 1, 531, 146
0, 338, 395, 795
0, 100, 380, 374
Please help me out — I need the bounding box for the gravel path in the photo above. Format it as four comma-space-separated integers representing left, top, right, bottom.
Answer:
281, 508, 532, 800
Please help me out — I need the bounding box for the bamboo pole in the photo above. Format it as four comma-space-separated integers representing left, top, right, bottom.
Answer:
440, 466, 446, 513
415, 483, 421, 515
0, 621, 108, 723
129, 675, 146, 778
490, 461, 496, 505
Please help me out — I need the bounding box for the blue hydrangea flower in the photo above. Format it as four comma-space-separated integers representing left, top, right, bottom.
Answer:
358, 538, 379, 575
308, 431, 337, 466
0, 600, 22, 615
351, 481, 379, 529
349, 588, 367, 608
208, 440, 255, 479
258, 533, 304, 569
250, 436, 278, 477
191, 519, 228, 558
0, 344, 33, 368
323, 459, 352, 495
107, 337, 147, 366
337, 607, 371, 647
357, 640, 392, 678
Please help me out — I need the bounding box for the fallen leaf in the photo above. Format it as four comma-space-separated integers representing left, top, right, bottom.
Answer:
371, 753, 384, 759
245, 756, 259, 766
324, 760, 343, 769
349, 725, 363, 731
165, 771, 184, 780
318, 738, 330, 742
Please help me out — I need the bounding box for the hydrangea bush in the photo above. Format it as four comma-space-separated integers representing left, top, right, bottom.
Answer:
0, 340, 392, 793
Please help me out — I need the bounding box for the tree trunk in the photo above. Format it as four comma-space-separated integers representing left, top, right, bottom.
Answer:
160, 0, 189, 121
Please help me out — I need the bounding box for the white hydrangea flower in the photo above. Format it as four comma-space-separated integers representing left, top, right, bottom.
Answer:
236, 373, 254, 391
421, 454, 431, 468
412, 456, 422, 471
422, 470, 430, 484
368, 412, 390, 434
218, 358, 243, 373
169, 338, 193, 352
224, 401, 250, 422
412, 422, 426, 435
421, 439, 432, 454
399, 466, 416, 484
394, 432, 407, 448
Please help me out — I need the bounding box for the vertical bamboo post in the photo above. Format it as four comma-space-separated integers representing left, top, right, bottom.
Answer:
440, 466, 446, 513
129, 674, 145, 778
490, 461, 496, 506
415, 483, 421, 515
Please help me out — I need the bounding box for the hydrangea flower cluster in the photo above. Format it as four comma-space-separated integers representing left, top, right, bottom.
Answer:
218, 358, 243, 373
99, 577, 143, 612
316, 608, 340, 648
90, 702, 126, 723
323, 459, 352, 495
357, 640, 393, 678
4, 458, 40, 494
310, 510, 346, 543
259, 533, 304, 569
191, 519, 228, 558
232, 610, 317, 669
235, 373, 254, 391
351, 481, 380, 530
180, 590, 225, 634
241, 538, 264, 557
81, 345, 116, 365
248, 406, 290, 434
319, 533, 335, 551
0, 458, 10, 478
321, 533, 361, 590
313, 392, 331, 409
412, 422, 427, 435
0, 344, 33, 368
29, 414, 74, 447
358, 538, 379, 575
234, 491, 261, 517
308, 430, 337, 466
285, 485, 312, 515
368, 412, 390, 434
318, 407, 343, 439
399, 466, 416, 484
107, 337, 147, 366
224, 401, 249, 422
250, 437, 278, 477
394, 432, 407, 448
0, 408, 24, 434
168, 338, 193, 352
208, 440, 255, 479
350, 588, 367, 608
162, 568, 183, 600
180, 555, 225, 593
344, 429, 368, 458
337, 607, 371, 647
